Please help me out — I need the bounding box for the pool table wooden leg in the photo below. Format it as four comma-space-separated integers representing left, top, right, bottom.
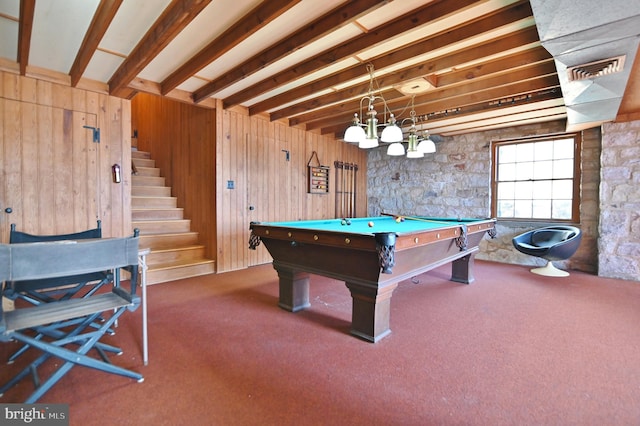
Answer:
451, 252, 476, 284
275, 267, 311, 312
345, 282, 398, 343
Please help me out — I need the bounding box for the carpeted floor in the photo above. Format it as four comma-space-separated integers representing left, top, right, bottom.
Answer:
2, 260, 640, 425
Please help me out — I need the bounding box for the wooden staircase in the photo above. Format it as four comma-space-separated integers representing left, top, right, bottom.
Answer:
131, 150, 215, 284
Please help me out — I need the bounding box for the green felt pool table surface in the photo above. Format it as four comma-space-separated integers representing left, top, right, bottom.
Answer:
257, 216, 485, 235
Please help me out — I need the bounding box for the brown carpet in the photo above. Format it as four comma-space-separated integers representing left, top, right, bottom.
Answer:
2, 260, 640, 425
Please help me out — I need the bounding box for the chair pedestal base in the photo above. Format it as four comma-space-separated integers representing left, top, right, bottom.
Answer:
531, 261, 569, 277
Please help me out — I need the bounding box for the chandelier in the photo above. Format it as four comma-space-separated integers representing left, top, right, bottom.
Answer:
343, 64, 436, 158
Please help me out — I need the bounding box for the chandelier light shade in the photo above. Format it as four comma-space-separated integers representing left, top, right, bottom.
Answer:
417, 137, 436, 153
380, 114, 403, 143
344, 114, 366, 143
360, 137, 379, 149
386, 142, 405, 156
343, 64, 437, 158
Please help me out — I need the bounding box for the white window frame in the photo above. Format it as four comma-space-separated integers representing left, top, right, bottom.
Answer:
491, 133, 581, 222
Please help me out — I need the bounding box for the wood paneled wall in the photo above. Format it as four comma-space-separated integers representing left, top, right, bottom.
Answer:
1, 75, 367, 274
131, 93, 217, 260
132, 94, 368, 273
0, 71, 131, 242
216, 100, 368, 272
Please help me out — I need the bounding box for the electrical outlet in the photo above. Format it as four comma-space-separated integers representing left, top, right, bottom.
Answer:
227, 180, 235, 189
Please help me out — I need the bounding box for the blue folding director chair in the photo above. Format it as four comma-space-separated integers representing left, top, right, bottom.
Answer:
5, 222, 115, 363
0, 231, 144, 403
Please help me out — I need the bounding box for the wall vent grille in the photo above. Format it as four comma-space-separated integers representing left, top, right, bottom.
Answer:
567, 55, 626, 81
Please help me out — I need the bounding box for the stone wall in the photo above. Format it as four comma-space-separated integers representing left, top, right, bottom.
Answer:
367, 119, 601, 275
598, 121, 640, 281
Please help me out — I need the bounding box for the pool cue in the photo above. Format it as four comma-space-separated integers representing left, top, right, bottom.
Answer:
351, 164, 356, 216
346, 165, 351, 216
345, 165, 350, 217
345, 165, 349, 217
341, 164, 346, 217
348, 165, 353, 216
382, 212, 459, 226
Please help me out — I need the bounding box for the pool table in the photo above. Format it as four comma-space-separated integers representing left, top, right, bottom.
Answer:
249, 215, 496, 342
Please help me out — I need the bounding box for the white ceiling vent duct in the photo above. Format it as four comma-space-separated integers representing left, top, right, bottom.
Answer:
529, 0, 640, 131
567, 55, 626, 82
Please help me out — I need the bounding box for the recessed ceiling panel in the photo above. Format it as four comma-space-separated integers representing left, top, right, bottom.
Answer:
30, 0, 100, 72
100, 0, 172, 55
0, 18, 18, 61
354, 0, 435, 30
0, 0, 19, 16
237, 58, 359, 107
83, 49, 124, 83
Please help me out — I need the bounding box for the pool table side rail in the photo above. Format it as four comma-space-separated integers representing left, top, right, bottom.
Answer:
249, 218, 495, 253
249, 225, 376, 251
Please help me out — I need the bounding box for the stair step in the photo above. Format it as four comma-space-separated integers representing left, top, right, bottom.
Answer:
133, 175, 165, 187
146, 245, 206, 266
139, 232, 200, 250
132, 208, 184, 220
134, 166, 161, 177
131, 149, 215, 284
132, 186, 171, 197
134, 220, 191, 234
132, 196, 177, 208
132, 151, 151, 159
132, 157, 155, 168
146, 260, 216, 285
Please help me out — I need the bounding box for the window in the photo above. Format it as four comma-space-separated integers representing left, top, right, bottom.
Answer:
491, 134, 581, 222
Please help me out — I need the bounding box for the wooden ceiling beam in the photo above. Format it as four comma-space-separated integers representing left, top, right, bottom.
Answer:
17, 0, 36, 76
222, 0, 481, 109
287, 31, 546, 128
192, 0, 389, 103
255, 0, 535, 118
422, 95, 564, 131
305, 53, 555, 131
70, 0, 123, 87
160, 0, 301, 96
326, 85, 563, 139
411, 65, 559, 112
309, 64, 559, 134
291, 89, 405, 131
109, 0, 212, 98
278, 34, 540, 125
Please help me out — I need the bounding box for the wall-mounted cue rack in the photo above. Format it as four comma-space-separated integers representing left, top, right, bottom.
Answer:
335, 161, 358, 218
307, 151, 330, 194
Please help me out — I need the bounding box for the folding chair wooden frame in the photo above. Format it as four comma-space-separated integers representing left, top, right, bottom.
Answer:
0, 233, 144, 403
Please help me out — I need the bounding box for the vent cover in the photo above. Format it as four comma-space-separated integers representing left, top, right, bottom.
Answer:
567, 55, 626, 81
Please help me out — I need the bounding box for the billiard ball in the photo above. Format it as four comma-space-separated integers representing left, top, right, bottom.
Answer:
341, 219, 346, 225
395, 216, 401, 223
346, 220, 351, 225
368, 221, 374, 227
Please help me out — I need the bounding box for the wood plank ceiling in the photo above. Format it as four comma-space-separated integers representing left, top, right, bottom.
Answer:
0, 0, 638, 138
